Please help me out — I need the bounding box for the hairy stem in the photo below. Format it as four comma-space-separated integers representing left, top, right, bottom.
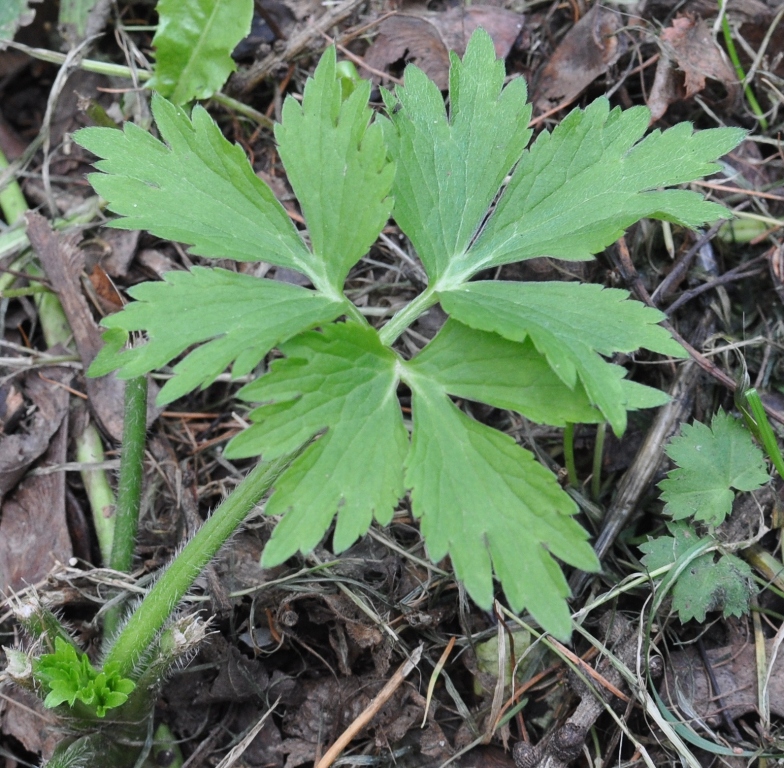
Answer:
104, 377, 148, 639
110, 377, 149, 574
103, 452, 298, 678
563, 423, 578, 488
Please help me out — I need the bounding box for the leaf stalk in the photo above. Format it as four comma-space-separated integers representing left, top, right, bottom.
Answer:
102, 452, 297, 678
378, 286, 438, 346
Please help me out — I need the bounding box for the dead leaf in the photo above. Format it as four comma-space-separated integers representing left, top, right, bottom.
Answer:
664, 636, 784, 722
363, 7, 525, 90
533, 5, 625, 113
0, 367, 72, 505
25, 211, 160, 440
0, 369, 73, 592
194, 645, 270, 703
648, 14, 739, 121
86, 263, 124, 314
0, 687, 62, 761
97, 229, 141, 278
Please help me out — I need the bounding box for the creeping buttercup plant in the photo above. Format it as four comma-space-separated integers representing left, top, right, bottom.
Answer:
75, 30, 744, 639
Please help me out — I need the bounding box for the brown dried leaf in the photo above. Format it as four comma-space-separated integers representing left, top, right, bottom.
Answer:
664, 636, 784, 722
0, 687, 61, 761
533, 5, 625, 113
661, 14, 738, 97
26, 211, 160, 440
0, 370, 73, 591
0, 368, 71, 504
363, 6, 524, 90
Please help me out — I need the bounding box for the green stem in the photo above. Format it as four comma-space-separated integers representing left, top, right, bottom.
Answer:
745, 388, 784, 480
563, 423, 578, 487
110, 377, 149, 574
0, 147, 28, 225
378, 287, 438, 346
591, 422, 606, 501
0, 284, 54, 298
103, 452, 297, 678
76, 423, 117, 565
6, 41, 272, 129
720, 13, 768, 130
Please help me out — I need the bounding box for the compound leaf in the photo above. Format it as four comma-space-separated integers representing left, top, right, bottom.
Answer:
92, 267, 345, 405
440, 281, 684, 433
276, 46, 394, 291
462, 100, 746, 276
75, 94, 315, 277
380, 28, 531, 282
407, 318, 603, 426
225, 322, 408, 561
405, 377, 599, 639
148, 0, 253, 104
641, 523, 756, 622
659, 411, 769, 525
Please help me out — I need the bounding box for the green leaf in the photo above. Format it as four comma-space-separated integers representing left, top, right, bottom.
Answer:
33, 638, 135, 718
74, 94, 314, 276
0, 0, 34, 40
440, 281, 684, 433
639, 520, 701, 570
380, 28, 532, 282
275, 46, 395, 291
148, 0, 253, 104
92, 267, 344, 405
58, 0, 100, 41
458, 100, 746, 278
671, 553, 755, 623
407, 318, 604, 426
404, 377, 599, 639
659, 411, 769, 526
641, 523, 756, 622
225, 322, 408, 561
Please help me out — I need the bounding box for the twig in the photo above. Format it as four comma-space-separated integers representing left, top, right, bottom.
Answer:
665, 255, 766, 315
315, 645, 423, 768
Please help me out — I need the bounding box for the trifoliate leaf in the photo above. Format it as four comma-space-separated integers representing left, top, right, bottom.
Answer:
91, 267, 345, 405
75, 95, 314, 276
407, 318, 603, 426
659, 411, 769, 526
461, 100, 746, 278
148, 0, 253, 104
275, 47, 395, 292
641, 523, 756, 622
380, 29, 531, 282
440, 282, 684, 433
404, 377, 599, 639
225, 322, 408, 561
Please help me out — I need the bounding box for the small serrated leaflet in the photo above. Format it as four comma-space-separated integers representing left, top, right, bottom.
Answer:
660, 410, 769, 525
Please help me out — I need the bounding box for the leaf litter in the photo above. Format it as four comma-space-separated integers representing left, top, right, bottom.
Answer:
1, 0, 784, 766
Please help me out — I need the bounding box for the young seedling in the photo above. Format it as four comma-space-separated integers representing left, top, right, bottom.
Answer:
75, 29, 745, 640
641, 409, 770, 622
